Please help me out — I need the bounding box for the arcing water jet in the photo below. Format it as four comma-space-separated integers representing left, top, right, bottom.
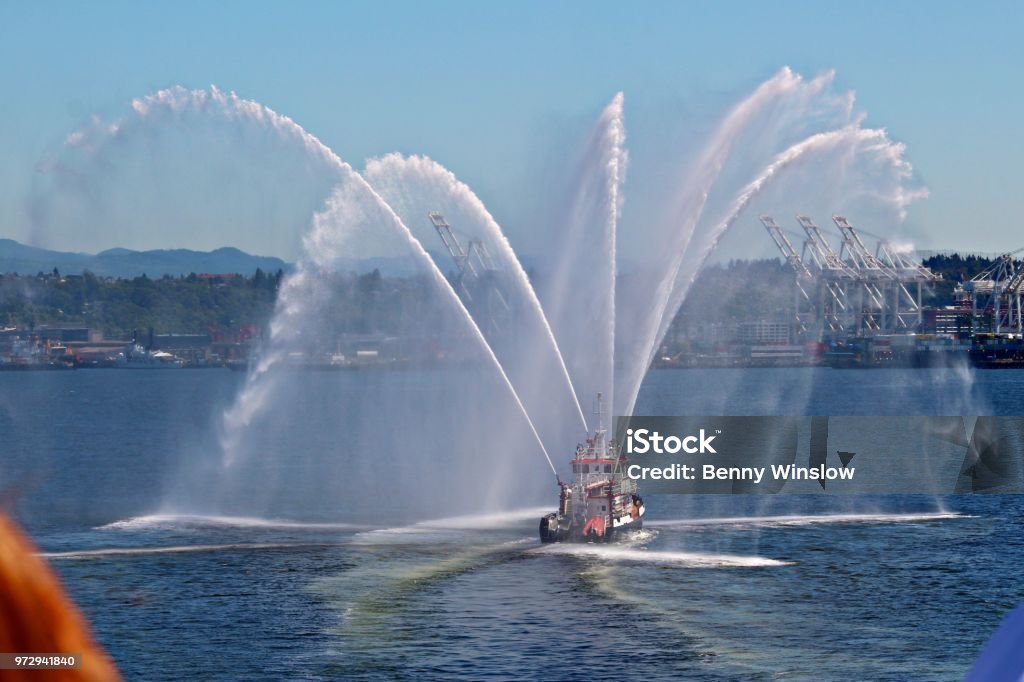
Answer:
43, 69, 929, 520
60, 86, 560, 512
536, 93, 627, 418
363, 153, 589, 435
615, 71, 926, 418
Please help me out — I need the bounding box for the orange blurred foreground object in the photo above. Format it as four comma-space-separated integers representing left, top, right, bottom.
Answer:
0, 514, 121, 681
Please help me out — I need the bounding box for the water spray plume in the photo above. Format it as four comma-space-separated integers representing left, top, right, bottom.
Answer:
636, 126, 906, 403
42, 84, 349, 257
601, 93, 627, 418
363, 153, 589, 434
539, 92, 627, 418
615, 67, 810, 416
674, 126, 923, 341
52, 68, 928, 518
249, 177, 560, 478
616, 69, 926, 417
74, 85, 558, 479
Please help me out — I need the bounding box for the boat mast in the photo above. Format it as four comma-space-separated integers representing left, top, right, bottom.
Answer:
594, 392, 610, 459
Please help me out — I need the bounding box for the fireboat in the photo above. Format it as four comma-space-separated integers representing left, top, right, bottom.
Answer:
539, 394, 645, 543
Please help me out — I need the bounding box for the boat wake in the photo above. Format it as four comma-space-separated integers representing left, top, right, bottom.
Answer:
42, 542, 325, 560
96, 514, 368, 532
349, 508, 551, 544
646, 512, 965, 528
410, 507, 554, 529
316, 538, 535, 631
535, 543, 791, 567
99, 508, 551, 535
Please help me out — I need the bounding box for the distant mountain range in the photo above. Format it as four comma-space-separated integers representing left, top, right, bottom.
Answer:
0, 239, 291, 278
0, 237, 545, 279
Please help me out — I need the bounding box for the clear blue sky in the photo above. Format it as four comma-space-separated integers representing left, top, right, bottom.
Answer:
1, 0, 1021, 256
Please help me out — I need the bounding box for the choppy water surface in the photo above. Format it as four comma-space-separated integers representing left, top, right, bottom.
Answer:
4, 369, 1023, 680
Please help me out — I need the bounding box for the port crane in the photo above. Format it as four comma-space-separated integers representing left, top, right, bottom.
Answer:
761, 214, 940, 339
796, 214, 861, 331
759, 216, 817, 333
959, 251, 1024, 335
429, 212, 500, 288
873, 235, 942, 330
429, 212, 510, 334
833, 215, 938, 331
1005, 262, 1024, 335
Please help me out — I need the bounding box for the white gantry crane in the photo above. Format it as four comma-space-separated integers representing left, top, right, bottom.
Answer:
759, 216, 816, 333
832, 214, 889, 330
1005, 262, 1024, 335
761, 214, 941, 339
873, 233, 943, 330
429, 212, 496, 281
429, 212, 509, 333
958, 252, 1024, 335
833, 215, 939, 332
797, 214, 863, 331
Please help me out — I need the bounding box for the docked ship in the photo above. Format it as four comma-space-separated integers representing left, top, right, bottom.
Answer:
117, 343, 184, 368
539, 395, 645, 543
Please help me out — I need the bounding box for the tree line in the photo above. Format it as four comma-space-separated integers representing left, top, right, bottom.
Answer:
0, 268, 285, 337
0, 253, 1003, 339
